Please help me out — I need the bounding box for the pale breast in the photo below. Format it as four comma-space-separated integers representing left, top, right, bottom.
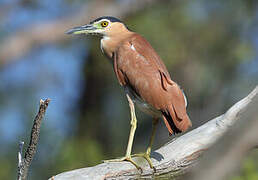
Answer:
100, 36, 111, 55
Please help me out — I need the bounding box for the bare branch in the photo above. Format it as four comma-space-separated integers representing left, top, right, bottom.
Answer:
18, 141, 24, 180
17, 99, 50, 180
49, 86, 258, 180
0, 0, 164, 66
184, 89, 258, 180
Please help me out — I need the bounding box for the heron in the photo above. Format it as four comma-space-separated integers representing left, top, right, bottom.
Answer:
66, 16, 192, 171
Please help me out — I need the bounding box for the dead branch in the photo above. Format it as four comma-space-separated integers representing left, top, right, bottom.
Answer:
184, 89, 258, 180
17, 99, 50, 180
49, 86, 258, 180
0, 0, 164, 66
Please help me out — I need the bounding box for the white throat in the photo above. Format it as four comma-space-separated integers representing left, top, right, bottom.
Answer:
100, 36, 110, 54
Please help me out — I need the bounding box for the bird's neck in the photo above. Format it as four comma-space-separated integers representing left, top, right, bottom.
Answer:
100, 31, 134, 59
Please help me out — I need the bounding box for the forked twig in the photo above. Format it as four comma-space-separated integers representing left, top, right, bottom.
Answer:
17, 99, 50, 180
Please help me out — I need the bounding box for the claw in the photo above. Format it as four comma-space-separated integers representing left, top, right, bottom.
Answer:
131, 152, 156, 171
103, 156, 143, 172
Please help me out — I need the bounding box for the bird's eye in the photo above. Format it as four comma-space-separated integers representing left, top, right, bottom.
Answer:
101, 21, 109, 27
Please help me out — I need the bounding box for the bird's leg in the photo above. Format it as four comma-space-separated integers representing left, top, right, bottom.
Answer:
103, 94, 141, 171
132, 118, 158, 170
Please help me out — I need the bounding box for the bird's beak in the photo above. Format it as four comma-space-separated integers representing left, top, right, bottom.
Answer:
66, 24, 97, 35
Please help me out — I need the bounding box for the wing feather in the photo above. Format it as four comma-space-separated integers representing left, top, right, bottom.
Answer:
113, 33, 191, 134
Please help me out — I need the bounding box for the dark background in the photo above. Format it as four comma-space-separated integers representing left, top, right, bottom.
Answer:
0, 0, 257, 179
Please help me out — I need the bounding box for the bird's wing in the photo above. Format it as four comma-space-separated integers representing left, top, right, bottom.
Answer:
114, 33, 191, 134
114, 34, 174, 89
130, 34, 175, 90
113, 52, 127, 86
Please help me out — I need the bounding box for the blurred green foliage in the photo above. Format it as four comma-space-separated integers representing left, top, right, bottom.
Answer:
231, 151, 258, 180
55, 138, 105, 171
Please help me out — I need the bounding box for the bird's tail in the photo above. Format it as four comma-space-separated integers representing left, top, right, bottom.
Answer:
162, 105, 192, 135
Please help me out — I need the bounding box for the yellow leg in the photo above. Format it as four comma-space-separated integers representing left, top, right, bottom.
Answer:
125, 94, 137, 157
132, 118, 158, 171
103, 94, 141, 171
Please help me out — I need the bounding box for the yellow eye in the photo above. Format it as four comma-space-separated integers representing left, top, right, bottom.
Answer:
101, 21, 109, 27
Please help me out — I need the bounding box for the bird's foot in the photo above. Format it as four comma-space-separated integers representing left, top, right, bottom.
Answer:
131, 150, 156, 171
103, 156, 142, 172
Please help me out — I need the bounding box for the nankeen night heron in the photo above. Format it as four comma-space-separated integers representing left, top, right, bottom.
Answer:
66, 16, 192, 171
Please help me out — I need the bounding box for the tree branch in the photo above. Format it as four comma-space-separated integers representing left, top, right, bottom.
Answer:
49, 86, 258, 180
0, 0, 164, 66
17, 99, 50, 180
184, 88, 258, 180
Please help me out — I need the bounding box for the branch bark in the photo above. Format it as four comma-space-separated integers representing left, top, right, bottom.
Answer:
17, 99, 50, 180
0, 0, 164, 66
49, 86, 258, 180
184, 88, 258, 180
